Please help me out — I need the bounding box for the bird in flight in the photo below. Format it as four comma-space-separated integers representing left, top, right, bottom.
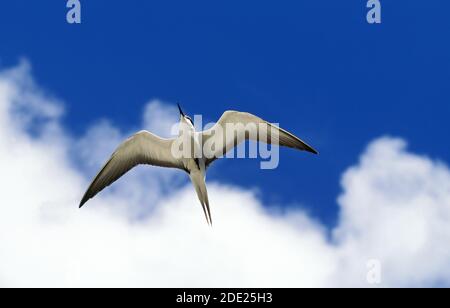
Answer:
79, 105, 318, 225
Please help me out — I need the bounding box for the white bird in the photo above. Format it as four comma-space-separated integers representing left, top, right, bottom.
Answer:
79, 104, 318, 225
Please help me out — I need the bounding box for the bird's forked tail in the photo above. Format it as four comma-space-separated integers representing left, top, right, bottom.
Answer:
189, 171, 212, 226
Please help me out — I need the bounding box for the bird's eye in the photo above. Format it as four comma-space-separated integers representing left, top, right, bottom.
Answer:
186, 117, 193, 124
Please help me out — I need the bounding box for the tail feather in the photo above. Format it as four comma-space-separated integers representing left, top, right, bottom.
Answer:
203, 192, 212, 226
190, 172, 212, 226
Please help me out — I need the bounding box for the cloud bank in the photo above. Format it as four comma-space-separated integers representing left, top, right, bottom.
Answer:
0, 61, 449, 287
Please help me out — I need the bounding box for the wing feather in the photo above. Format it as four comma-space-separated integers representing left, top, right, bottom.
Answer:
79, 130, 183, 207
201, 111, 317, 167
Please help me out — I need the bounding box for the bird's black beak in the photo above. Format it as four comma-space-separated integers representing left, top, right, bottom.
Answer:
177, 103, 185, 117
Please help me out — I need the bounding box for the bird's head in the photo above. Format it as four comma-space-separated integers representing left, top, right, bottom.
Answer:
178, 103, 195, 131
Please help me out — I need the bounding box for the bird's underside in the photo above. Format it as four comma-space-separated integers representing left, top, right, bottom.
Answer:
79, 110, 318, 226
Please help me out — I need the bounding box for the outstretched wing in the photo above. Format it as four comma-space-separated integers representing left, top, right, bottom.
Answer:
79, 130, 184, 208
201, 111, 318, 167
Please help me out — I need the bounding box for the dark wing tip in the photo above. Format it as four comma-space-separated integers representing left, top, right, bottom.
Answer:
306, 146, 319, 155
79, 193, 91, 208
298, 141, 318, 155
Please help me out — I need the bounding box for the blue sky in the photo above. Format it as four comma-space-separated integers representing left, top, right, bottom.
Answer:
1, 0, 449, 229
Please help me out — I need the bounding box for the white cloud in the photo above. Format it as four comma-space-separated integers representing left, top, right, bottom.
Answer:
0, 62, 450, 287
334, 138, 450, 287
142, 99, 179, 138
